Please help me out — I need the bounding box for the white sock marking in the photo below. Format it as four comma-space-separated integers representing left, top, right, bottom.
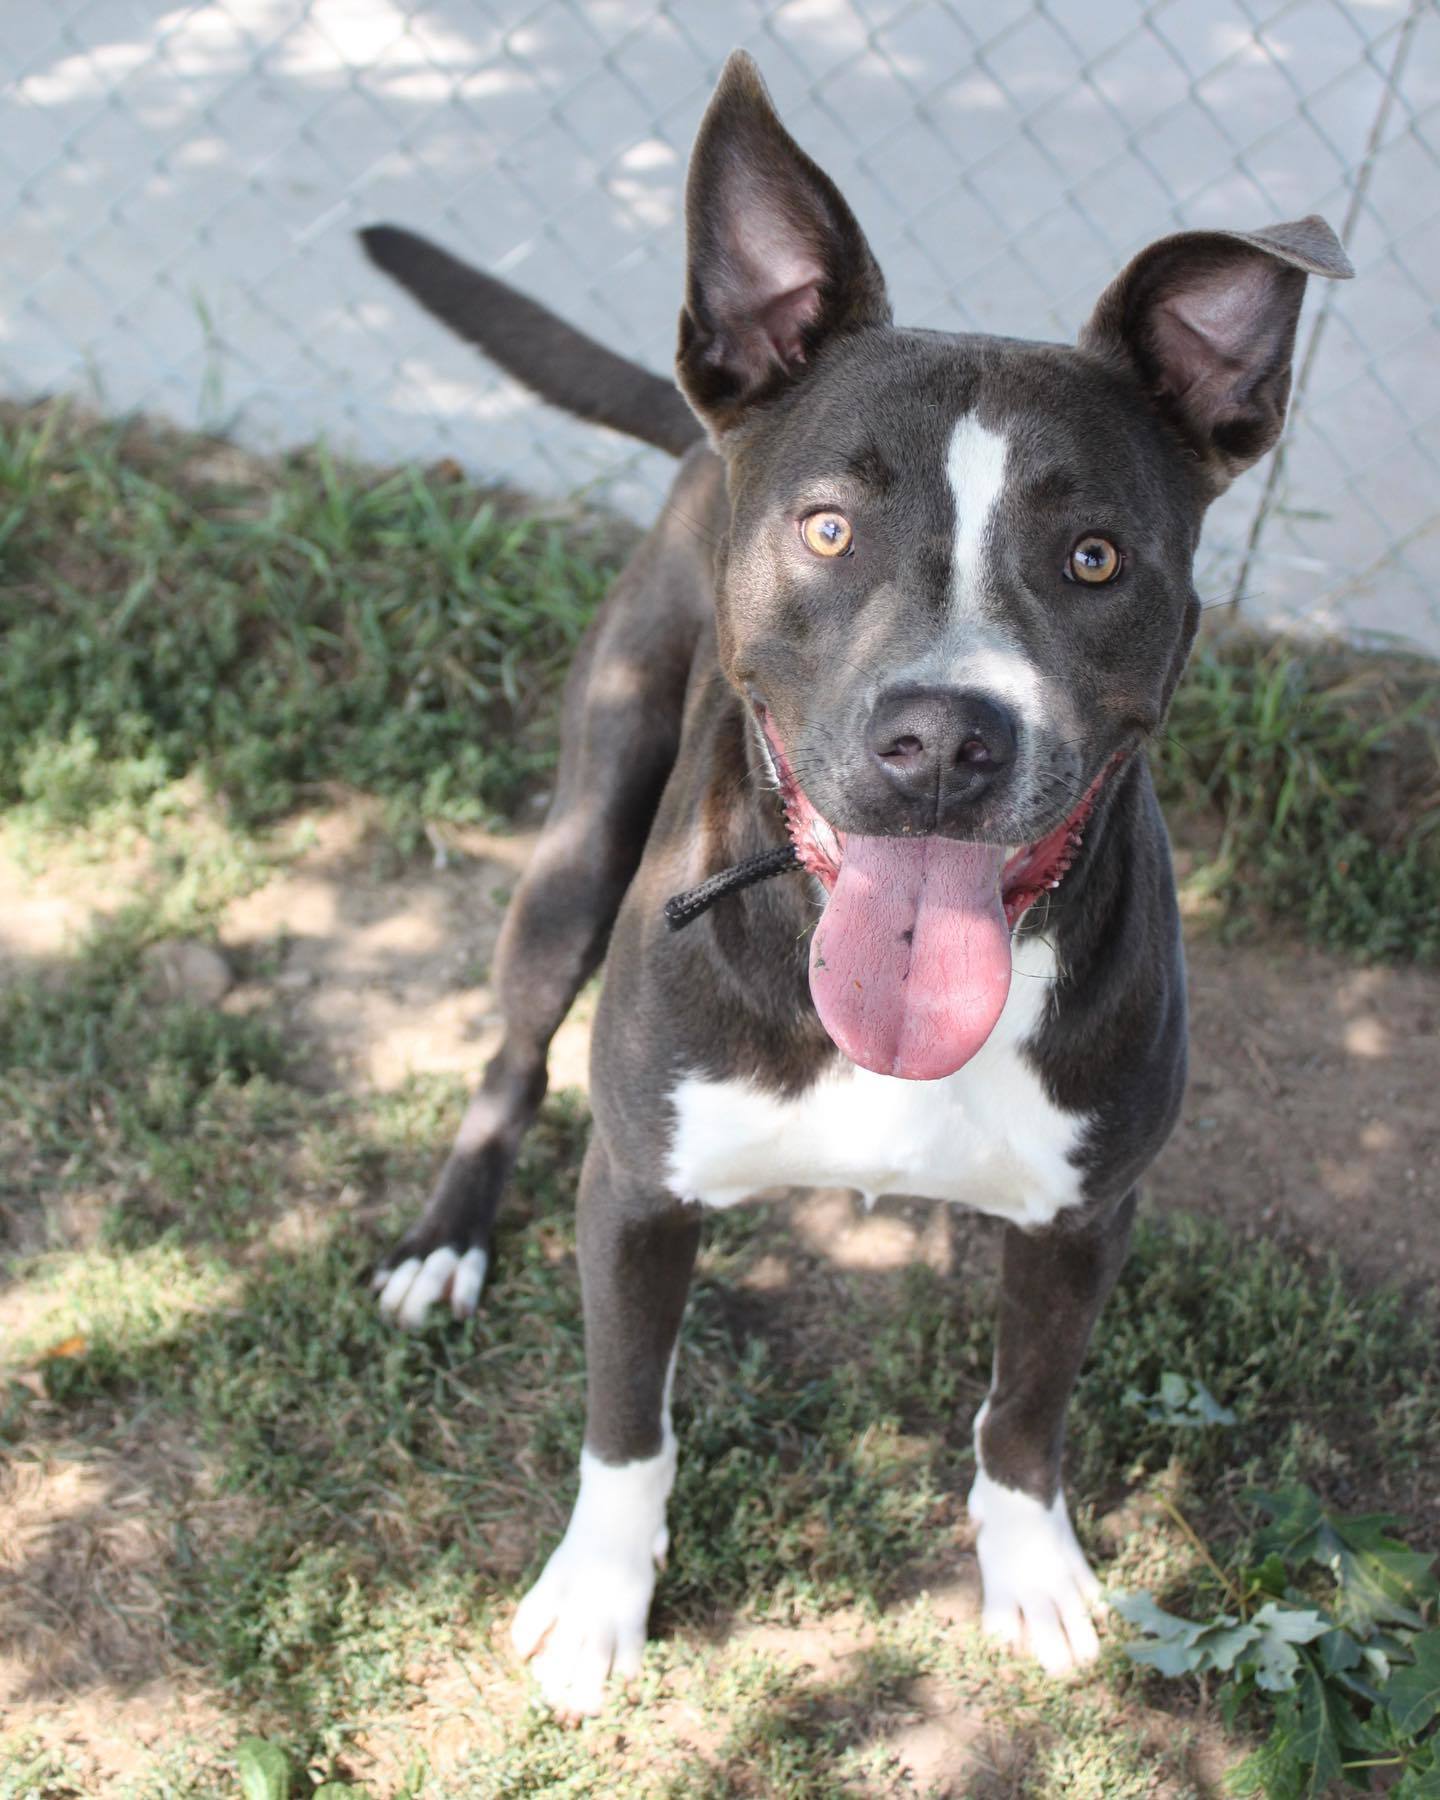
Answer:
377, 1256, 421, 1314
513, 1352, 679, 1715
376, 1245, 482, 1328
968, 1404, 1103, 1675
395, 1245, 458, 1328
512, 1438, 676, 1715
449, 1246, 488, 1318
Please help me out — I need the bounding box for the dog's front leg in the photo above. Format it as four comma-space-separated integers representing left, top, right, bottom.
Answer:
968, 1191, 1136, 1674
512, 1137, 700, 1716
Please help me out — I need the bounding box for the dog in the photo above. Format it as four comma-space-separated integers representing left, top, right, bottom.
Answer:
360, 50, 1351, 1715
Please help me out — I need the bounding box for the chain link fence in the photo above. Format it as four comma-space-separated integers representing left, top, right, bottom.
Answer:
3, 0, 1437, 655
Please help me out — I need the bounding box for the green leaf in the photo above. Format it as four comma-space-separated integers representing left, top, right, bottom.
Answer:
1113, 1591, 1261, 1679
1386, 1630, 1440, 1737
1123, 1371, 1236, 1428
1111, 1592, 1187, 1636
1196, 1621, 1265, 1675
1291, 1660, 1348, 1797
1396, 1756, 1440, 1800
1248, 1603, 1331, 1693
1225, 1691, 1307, 1800
1247, 1486, 1439, 1633
1393, 1752, 1440, 1799
1316, 1628, 1363, 1676
1252, 1552, 1290, 1598
1125, 1631, 1213, 1679
1219, 1676, 1250, 1733
237, 1738, 291, 1800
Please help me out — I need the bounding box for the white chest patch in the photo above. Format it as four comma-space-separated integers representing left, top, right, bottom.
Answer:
665, 936, 1090, 1227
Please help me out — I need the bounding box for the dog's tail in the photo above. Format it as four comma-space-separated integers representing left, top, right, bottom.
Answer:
359, 225, 704, 459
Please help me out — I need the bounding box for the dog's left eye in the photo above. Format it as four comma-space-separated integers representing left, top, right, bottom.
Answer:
800, 511, 854, 557
1067, 535, 1122, 584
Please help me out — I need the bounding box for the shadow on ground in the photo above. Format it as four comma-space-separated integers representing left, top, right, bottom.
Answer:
3, 809, 1439, 1795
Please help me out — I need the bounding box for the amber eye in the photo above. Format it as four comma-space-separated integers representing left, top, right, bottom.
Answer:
800, 510, 854, 557
1068, 535, 1122, 584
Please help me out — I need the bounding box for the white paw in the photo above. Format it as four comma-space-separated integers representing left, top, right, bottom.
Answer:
511, 1529, 662, 1716
374, 1245, 487, 1326
968, 1466, 1104, 1675
511, 1443, 674, 1717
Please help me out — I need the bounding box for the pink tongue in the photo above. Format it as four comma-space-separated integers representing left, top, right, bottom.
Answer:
809, 835, 1012, 1081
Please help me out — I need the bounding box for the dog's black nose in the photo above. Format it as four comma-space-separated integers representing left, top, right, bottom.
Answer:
867, 685, 1016, 802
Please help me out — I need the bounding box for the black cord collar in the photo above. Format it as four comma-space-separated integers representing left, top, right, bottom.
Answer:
662, 844, 800, 931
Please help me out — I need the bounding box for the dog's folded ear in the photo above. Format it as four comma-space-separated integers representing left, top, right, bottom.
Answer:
677, 51, 891, 437
1079, 218, 1353, 490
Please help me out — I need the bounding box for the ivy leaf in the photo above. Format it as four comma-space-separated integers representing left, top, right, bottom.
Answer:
1247, 1603, 1331, 1693
1250, 1552, 1290, 1598
1110, 1592, 1188, 1639
1188, 1618, 1264, 1675
1392, 1752, 1440, 1799
1290, 1657, 1368, 1798
1316, 1627, 1363, 1676
1247, 1486, 1439, 1633
1316, 1626, 1392, 1706
1219, 1677, 1251, 1732
1124, 1371, 1236, 1428
1226, 1696, 1303, 1800
1113, 1592, 1260, 1678
237, 1739, 290, 1800
1386, 1631, 1440, 1737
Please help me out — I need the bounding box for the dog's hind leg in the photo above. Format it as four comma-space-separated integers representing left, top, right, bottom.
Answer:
374, 482, 715, 1326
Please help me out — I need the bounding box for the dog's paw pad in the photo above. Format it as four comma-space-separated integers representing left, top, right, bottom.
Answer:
969, 1469, 1104, 1676
376, 1245, 487, 1327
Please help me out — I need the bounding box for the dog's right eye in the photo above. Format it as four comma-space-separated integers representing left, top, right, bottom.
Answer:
800, 511, 854, 557
1067, 534, 1122, 584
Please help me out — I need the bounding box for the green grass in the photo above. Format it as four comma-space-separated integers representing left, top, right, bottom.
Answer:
3, 863, 1437, 1794
2, 404, 1438, 1795
1151, 633, 1440, 962
0, 403, 621, 845
3, 401, 1438, 954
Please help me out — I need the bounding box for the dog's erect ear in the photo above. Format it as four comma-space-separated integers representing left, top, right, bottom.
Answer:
677, 51, 891, 437
1079, 217, 1353, 489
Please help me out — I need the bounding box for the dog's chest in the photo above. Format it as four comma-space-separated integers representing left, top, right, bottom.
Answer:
665, 939, 1090, 1227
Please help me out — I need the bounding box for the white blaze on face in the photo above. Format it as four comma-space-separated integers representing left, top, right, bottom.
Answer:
945, 411, 1011, 621
939, 409, 1049, 807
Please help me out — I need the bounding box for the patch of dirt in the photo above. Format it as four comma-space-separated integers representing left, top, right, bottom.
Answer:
0, 839, 147, 970
1153, 932, 1439, 1289
208, 804, 1440, 1292
0, 1419, 244, 1788
220, 805, 594, 1094
3, 802, 1437, 1794
3, 801, 1435, 1287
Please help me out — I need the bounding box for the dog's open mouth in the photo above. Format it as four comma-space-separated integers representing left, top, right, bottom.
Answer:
762, 714, 1113, 1082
